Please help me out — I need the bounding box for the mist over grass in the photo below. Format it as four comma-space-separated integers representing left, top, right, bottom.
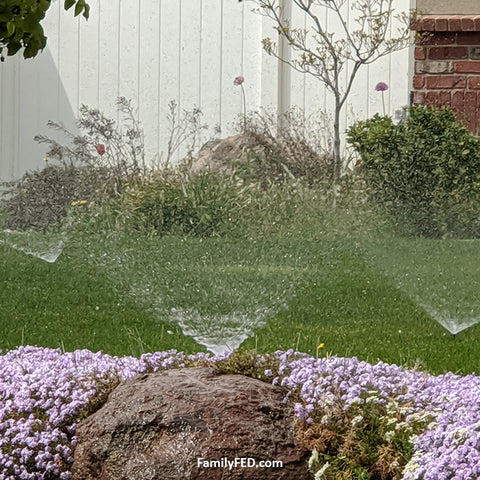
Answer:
2, 220, 480, 376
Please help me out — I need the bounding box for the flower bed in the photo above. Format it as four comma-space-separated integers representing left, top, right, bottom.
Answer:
0, 346, 479, 479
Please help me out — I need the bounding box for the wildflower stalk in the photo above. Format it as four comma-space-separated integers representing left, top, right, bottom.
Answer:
234, 76, 247, 133
375, 82, 389, 116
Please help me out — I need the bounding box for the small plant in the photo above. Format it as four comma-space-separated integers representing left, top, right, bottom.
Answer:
375, 82, 389, 116
121, 169, 238, 237
34, 97, 147, 194
1, 98, 151, 232
164, 100, 208, 165
300, 392, 432, 480
212, 349, 280, 380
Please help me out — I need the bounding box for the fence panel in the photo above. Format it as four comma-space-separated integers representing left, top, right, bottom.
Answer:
0, 0, 411, 182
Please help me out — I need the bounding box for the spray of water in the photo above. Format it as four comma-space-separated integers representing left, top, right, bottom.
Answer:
169, 307, 274, 355
129, 276, 293, 354
88, 244, 300, 353
362, 240, 480, 336
0, 229, 66, 263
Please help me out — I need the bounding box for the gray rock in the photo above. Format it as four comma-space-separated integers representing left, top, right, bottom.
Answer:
71, 367, 311, 480
191, 132, 262, 175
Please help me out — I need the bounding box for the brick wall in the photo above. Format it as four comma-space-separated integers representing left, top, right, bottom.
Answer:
411, 15, 480, 135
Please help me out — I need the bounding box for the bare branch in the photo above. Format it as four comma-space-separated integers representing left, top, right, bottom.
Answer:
250, 0, 413, 179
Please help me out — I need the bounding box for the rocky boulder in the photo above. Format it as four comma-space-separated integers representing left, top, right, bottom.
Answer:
190, 132, 262, 175
191, 131, 331, 182
71, 367, 311, 480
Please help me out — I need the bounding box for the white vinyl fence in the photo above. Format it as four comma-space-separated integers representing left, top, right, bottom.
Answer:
0, 0, 411, 182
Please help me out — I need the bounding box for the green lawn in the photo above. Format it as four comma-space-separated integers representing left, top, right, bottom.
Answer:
2, 231, 480, 375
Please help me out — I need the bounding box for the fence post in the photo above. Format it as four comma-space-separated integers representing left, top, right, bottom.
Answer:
277, 0, 292, 132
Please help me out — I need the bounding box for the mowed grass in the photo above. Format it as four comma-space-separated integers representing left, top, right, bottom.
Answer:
2, 231, 480, 376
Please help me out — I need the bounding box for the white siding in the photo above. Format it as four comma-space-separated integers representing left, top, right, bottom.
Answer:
0, 0, 411, 181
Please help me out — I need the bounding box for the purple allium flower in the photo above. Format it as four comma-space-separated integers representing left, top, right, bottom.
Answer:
375, 82, 389, 92
233, 75, 244, 86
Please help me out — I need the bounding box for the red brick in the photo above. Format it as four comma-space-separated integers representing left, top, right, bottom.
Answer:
412, 91, 425, 105
468, 77, 480, 89
421, 33, 457, 46
426, 75, 467, 89
449, 17, 462, 32
429, 47, 467, 59
464, 91, 477, 131
415, 47, 426, 60
452, 91, 465, 112
465, 91, 477, 108
457, 32, 480, 45
439, 90, 452, 107
435, 18, 449, 32
461, 18, 475, 32
475, 17, 480, 31
425, 91, 439, 106
413, 75, 425, 89
455, 61, 480, 73
422, 18, 436, 32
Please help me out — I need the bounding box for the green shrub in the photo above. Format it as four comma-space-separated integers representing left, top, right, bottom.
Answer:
0, 164, 128, 231
2, 165, 90, 231
347, 105, 480, 238
1, 97, 151, 232
121, 170, 251, 237
117, 167, 335, 239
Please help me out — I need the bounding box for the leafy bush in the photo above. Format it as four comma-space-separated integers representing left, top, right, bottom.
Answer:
347, 105, 480, 238
0, 165, 100, 231
121, 170, 250, 237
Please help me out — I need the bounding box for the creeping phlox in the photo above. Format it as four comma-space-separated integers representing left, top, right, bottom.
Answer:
0, 346, 222, 480
271, 350, 480, 480
2, 347, 480, 479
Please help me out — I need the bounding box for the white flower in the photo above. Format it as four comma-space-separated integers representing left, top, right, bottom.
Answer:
314, 462, 330, 479
351, 415, 363, 427
308, 449, 319, 469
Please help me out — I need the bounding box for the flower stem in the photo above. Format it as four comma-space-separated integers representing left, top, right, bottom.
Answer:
240, 84, 246, 133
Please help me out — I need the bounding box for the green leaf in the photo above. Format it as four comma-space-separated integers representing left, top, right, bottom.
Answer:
24, 40, 40, 58
64, 0, 76, 11
7, 40, 22, 56
6, 20, 14, 36
74, 1, 84, 17
83, 3, 90, 20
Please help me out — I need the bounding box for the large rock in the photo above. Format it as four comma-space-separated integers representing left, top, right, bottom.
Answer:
191, 131, 331, 182
71, 367, 311, 480
191, 132, 263, 175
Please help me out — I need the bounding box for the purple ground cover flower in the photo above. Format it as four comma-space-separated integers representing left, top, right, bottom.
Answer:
0, 346, 190, 479
1, 346, 480, 479
274, 350, 480, 479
